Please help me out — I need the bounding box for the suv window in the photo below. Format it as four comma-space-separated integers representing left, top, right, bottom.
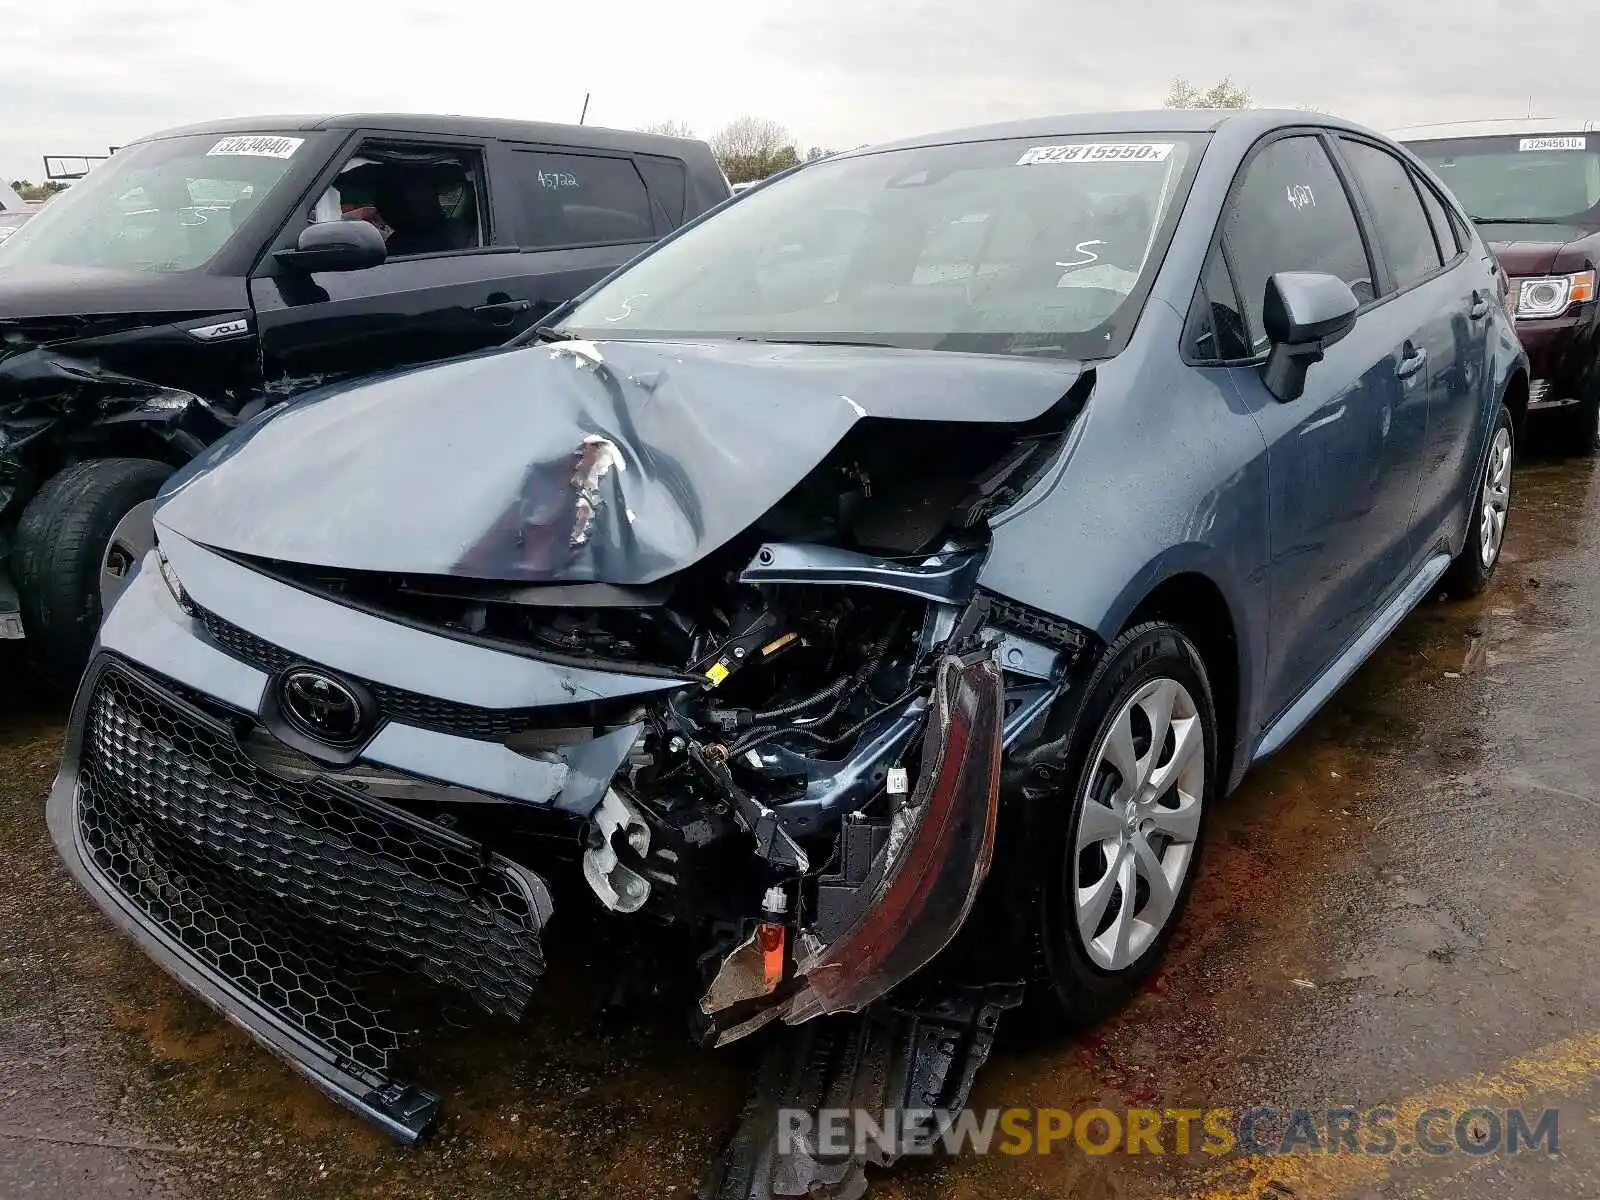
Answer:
1221, 134, 1373, 353
1414, 173, 1461, 259
0, 131, 318, 273
635, 155, 688, 227
1339, 138, 1442, 291
508, 149, 655, 248
311, 141, 486, 258
1407, 135, 1600, 223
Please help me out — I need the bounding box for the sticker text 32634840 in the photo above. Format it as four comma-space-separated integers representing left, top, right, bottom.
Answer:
207, 136, 305, 160
1017, 143, 1175, 166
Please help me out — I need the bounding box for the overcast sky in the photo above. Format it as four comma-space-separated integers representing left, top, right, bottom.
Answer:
0, 0, 1588, 184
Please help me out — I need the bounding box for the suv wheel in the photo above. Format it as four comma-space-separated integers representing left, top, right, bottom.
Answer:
14, 457, 173, 690
1025, 622, 1216, 1028
1442, 404, 1513, 598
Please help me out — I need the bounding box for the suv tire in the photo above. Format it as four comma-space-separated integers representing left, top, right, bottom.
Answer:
15, 457, 173, 690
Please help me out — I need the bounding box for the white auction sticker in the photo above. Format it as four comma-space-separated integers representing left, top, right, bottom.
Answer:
1519, 136, 1586, 152
207, 135, 305, 159
1018, 142, 1174, 166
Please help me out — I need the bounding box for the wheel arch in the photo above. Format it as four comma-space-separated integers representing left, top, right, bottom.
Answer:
1502, 367, 1530, 441
1120, 568, 1250, 796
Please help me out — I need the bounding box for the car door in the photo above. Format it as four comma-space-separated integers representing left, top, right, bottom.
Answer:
1377, 152, 1488, 549
1332, 135, 1483, 557
493, 144, 669, 324
249, 132, 542, 388
1213, 132, 1430, 722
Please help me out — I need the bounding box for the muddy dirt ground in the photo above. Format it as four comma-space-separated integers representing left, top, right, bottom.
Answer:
2, 449, 1597, 1200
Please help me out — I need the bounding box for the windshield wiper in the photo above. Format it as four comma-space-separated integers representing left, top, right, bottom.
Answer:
733, 335, 897, 348
532, 325, 578, 342
1470, 216, 1563, 225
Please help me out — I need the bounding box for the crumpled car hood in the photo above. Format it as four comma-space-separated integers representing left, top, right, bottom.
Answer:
155, 338, 1083, 584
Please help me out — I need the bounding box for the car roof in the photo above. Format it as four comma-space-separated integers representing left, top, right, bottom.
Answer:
129, 113, 707, 156
850, 108, 1380, 156
1392, 117, 1600, 142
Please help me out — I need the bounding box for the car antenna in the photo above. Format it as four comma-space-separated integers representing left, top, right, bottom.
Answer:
579, 92, 590, 125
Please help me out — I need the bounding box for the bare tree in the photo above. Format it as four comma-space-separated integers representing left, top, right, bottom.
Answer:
1165, 76, 1252, 109
711, 116, 801, 183
638, 119, 695, 139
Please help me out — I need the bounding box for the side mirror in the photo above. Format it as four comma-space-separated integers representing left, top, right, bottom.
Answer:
274, 219, 387, 274
1260, 271, 1359, 402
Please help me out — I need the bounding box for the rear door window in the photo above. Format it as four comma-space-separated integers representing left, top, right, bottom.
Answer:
1338, 138, 1443, 290
1220, 134, 1374, 353
507, 149, 655, 248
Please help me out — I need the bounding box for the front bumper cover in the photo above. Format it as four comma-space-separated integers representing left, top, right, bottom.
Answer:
49, 655, 555, 1142
1516, 312, 1600, 410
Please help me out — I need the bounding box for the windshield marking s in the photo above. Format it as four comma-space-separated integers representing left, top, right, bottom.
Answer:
604, 294, 649, 322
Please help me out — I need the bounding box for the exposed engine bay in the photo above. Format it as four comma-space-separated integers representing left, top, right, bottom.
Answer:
221, 399, 1092, 1050
55, 334, 1104, 1200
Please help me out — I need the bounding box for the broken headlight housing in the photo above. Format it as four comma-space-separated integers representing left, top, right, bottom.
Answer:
156, 548, 195, 616
1515, 269, 1596, 319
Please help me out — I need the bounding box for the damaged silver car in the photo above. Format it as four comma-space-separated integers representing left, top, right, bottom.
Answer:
51, 109, 1523, 1190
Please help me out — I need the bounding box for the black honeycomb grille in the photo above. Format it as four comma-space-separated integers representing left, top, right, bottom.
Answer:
194, 606, 544, 740
76, 666, 548, 1078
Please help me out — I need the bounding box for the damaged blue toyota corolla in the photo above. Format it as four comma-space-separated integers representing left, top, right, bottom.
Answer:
51, 109, 1524, 1190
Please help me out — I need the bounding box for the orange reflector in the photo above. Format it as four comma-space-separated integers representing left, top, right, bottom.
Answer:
1572, 270, 1596, 304
758, 922, 785, 992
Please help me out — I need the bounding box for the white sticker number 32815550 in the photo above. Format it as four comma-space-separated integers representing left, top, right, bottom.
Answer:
1017, 143, 1175, 166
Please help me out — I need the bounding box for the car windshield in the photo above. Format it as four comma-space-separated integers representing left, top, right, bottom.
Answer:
0, 132, 319, 273
1407, 133, 1600, 223
561, 133, 1206, 359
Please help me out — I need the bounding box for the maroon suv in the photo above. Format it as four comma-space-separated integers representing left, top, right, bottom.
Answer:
1400, 120, 1600, 450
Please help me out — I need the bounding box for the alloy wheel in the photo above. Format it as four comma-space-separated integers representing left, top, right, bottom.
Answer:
1073, 677, 1206, 971
1479, 425, 1512, 570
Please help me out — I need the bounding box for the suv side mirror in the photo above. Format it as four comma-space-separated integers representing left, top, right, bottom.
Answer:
1260, 271, 1359, 402
274, 220, 387, 274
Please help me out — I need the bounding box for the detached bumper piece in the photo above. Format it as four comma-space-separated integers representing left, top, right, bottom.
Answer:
700, 983, 1023, 1200
50, 660, 553, 1142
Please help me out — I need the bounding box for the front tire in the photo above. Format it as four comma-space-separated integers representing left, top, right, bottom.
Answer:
1442, 404, 1513, 598
1025, 622, 1217, 1028
14, 457, 173, 689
